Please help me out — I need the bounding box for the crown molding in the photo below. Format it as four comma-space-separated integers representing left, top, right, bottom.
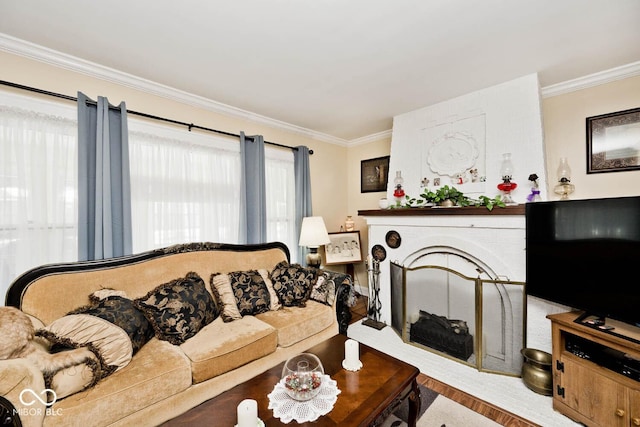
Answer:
3, 33, 639, 146
348, 129, 393, 146
540, 61, 640, 98
0, 33, 349, 147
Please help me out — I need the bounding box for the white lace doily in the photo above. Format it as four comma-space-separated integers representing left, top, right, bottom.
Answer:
267, 374, 340, 424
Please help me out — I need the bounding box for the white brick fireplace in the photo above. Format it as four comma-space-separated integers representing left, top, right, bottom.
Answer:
361, 206, 526, 375
364, 209, 526, 324
354, 208, 578, 426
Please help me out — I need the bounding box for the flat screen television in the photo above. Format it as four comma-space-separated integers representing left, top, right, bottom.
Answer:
525, 196, 640, 328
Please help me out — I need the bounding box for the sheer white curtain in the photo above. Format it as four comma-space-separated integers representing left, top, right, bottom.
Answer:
265, 147, 297, 262
0, 94, 78, 303
128, 121, 241, 252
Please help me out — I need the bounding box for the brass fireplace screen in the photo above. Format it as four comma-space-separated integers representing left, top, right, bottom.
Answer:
390, 261, 526, 376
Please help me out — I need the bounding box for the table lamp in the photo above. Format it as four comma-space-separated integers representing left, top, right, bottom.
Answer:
299, 216, 330, 268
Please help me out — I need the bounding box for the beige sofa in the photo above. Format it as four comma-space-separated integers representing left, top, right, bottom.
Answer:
1, 242, 354, 427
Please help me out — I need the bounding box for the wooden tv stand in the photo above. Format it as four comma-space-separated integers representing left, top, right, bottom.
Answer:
547, 311, 640, 427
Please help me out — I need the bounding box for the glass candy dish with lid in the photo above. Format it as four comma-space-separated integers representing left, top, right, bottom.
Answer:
281, 353, 324, 401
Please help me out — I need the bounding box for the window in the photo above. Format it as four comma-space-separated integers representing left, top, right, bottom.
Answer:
265, 147, 297, 262
0, 92, 78, 300
128, 120, 242, 252
128, 119, 298, 258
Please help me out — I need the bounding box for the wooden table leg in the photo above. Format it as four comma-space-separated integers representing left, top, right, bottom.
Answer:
407, 379, 421, 427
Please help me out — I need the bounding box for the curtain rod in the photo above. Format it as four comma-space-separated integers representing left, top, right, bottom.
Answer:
0, 80, 312, 154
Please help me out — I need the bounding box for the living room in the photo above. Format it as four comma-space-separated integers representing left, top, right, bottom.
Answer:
1, 2, 640, 426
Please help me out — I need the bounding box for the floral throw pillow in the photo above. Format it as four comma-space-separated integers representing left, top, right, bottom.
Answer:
270, 261, 317, 307
310, 273, 334, 307
310, 270, 353, 307
227, 270, 271, 316
134, 272, 218, 345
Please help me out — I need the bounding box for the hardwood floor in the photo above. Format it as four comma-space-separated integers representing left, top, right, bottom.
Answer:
349, 294, 539, 427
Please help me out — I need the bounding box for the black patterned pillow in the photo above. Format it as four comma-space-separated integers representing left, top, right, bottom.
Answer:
270, 261, 317, 307
309, 272, 335, 306
69, 295, 153, 354
134, 272, 218, 345
228, 270, 271, 316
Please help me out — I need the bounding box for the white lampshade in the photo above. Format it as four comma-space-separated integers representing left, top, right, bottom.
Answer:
299, 216, 330, 248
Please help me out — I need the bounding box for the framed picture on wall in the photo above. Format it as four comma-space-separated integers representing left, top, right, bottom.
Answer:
586, 107, 640, 174
361, 156, 390, 193
324, 231, 362, 265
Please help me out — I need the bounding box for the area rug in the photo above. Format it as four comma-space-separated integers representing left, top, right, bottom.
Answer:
381, 384, 500, 427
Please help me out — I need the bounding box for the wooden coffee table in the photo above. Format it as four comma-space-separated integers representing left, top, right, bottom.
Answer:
163, 333, 420, 426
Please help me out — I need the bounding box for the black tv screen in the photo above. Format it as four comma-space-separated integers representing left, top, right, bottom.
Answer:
525, 196, 640, 327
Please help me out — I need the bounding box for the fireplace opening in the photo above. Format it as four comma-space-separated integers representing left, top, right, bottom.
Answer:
410, 309, 474, 360
390, 248, 526, 376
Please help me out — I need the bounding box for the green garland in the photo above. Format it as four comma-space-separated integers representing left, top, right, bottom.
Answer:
396, 185, 506, 211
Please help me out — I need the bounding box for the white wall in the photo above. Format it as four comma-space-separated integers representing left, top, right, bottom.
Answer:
388, 74, 547, 203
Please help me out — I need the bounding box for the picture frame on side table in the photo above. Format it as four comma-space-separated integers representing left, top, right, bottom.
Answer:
586, 107, 640, 174
324, 231, 362, 265
361, 156, 390, 193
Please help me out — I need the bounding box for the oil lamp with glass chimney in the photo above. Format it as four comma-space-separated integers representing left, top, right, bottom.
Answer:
497, 153, 517, 205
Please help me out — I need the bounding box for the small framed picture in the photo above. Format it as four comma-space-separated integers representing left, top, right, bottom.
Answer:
586, 107, 640, 174
361, 156, 390, 193
324, 231, 362, 265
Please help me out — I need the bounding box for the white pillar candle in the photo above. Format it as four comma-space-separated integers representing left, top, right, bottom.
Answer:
237, 399, 258, 427
345, 339, 359, 364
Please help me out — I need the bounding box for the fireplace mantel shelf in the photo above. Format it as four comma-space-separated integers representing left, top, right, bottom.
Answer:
358, 205, 525, 217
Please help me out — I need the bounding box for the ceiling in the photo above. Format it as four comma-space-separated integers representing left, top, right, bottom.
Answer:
1, 0, 639, 142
